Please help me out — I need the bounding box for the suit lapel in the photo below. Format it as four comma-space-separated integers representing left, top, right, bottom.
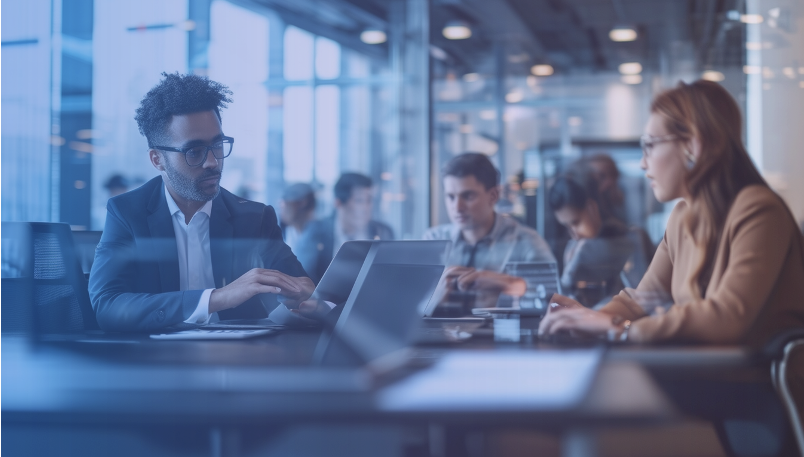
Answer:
210, 195, 234, 288
146, 183, 180, 293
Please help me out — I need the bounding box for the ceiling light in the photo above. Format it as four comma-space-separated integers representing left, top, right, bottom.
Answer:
609, 26, 637, 42
360, 29, 386, 44
783, 67, 795, 79
618, 62, 642, 75
463, 73, 480, 82
531, 64, 554, 76
621, 74, 642, 84
443, 21, 472, 40
702, 70, 725, 82
505, 89, 524, 103
741, 14, 763, 24
743, 65, 761, 74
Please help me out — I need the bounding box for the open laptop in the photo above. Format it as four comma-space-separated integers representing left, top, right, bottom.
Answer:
415, 261, 562, 342
152, 240, 452, 391
153, 240, 376, 338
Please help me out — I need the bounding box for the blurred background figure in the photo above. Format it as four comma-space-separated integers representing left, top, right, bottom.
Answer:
585, 154, 627, 224
104, 174, 130, 198
425, 153, 554, 314
279, 183, 317, 254
549, 175, 654, 308
297, 172, 394, 283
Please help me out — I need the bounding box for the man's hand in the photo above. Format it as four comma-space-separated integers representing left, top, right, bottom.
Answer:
289, 298, 334, 320
454, 270, 527, 297
209, 269, 313, 314
275, 276, 315, 309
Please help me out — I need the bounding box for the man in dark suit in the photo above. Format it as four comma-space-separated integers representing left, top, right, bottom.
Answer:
296, 173, 394, 283
89, 73, 315, 332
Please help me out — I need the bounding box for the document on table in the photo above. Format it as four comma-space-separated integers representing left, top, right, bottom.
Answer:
378, 349, 602, 411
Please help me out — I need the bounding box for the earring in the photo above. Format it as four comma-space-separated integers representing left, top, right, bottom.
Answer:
684, 149, 696, 169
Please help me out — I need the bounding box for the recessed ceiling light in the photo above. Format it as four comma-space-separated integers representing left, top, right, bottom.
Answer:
621, 74, 642, 84
443, 21, 472, 40
609, 27, 637, 42
531, 64, 554, 76
740, 14, 763, 24
702, 70, 725, 82
618, 62, 642, 75
360, 29, 386, 44
743, 65, 761, 74
505, 90, 524, 103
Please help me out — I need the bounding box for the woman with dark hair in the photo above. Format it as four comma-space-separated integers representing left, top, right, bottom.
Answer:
540, 80, 804, 420
549, 175, 652, 307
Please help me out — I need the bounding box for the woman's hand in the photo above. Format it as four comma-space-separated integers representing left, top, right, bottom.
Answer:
538, 293, 617, 337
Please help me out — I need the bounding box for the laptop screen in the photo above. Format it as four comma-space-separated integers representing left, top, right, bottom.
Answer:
315, 240, 449, 367
502, 261, 562, 312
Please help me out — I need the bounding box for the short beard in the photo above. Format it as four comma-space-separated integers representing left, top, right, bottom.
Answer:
162, 155, 222, 202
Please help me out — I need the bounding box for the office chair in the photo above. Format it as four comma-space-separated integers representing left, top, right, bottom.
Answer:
766, 329, 804, 455
1, 222, 99, 335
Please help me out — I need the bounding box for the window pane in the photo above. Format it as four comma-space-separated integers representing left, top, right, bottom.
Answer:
283, 86, 313, 183
315, 85, 340, 200
315, 36, 340, 80
209, 0, 269, 202
91, 0, 188, 229
1, 0, 53, 223
284, 26, 313, 81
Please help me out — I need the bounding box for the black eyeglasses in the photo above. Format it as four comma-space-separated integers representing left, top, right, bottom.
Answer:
152, 136, 234, 167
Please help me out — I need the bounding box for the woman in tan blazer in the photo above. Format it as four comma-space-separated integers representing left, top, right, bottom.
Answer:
539, 80, 804, 414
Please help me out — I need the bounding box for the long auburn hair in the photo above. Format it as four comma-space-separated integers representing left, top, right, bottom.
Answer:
651, 80, 767, 298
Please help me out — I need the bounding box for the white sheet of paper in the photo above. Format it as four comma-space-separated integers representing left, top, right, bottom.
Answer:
379, 349, 601, 411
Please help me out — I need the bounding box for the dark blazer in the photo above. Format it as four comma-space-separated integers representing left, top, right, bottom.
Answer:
88, 176, 308, 332
295, 214, 394, 284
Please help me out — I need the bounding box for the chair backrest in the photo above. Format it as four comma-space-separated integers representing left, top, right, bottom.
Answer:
1, 222, 98, 335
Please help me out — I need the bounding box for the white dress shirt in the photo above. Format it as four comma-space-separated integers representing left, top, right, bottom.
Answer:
164, 187, 216, 324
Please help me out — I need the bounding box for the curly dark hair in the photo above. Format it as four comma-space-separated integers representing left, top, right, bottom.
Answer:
134, 72, 233, 147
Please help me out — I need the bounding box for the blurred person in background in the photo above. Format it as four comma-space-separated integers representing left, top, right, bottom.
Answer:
539, 81, 804, 443
549, 175, 653, 308
297, 172, 393, 283
425, 153, 554, 314
104, 173, 130, 198
585, 153, 627, 224
279, 183, 316, 253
